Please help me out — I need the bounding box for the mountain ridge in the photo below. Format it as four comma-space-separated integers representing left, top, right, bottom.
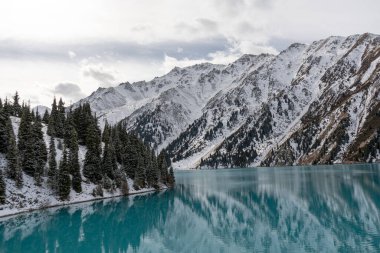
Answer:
74, 33, 380, 169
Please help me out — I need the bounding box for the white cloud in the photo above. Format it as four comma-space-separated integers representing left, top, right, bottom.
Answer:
81, 63, 117, 86
68, 51, 76, 59
53, 83, 85, 102
230, 40, 278, 55
0, 0, 379, 105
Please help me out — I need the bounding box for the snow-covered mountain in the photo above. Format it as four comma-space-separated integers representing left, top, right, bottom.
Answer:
75, 33, 380, 169
32, 105, 51, 115
74, 54, 269, 151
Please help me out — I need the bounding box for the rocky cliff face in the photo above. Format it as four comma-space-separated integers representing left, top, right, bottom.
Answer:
75, 33, 380, 169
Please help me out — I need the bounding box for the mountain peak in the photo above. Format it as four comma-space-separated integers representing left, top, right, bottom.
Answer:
75, 33, 380, 168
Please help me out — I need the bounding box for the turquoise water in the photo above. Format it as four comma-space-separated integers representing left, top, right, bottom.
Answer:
1, 164, 380, 252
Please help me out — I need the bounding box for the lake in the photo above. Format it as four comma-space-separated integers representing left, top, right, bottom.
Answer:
1, 164, 380, 252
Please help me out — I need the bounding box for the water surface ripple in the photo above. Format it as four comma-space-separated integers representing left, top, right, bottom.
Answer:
1, 164, 380, 252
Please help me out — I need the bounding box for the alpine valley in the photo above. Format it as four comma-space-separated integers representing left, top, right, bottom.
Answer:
75, 33, 380, 169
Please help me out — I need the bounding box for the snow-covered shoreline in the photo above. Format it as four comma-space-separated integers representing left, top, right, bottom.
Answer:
0, 185, 168, 219
0, 115, 173, 219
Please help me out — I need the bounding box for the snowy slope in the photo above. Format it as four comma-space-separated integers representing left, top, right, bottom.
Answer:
75, 33, 380, 169
167, 33, 380, 168
0, 117, 165, 217
73, 54, 272, 151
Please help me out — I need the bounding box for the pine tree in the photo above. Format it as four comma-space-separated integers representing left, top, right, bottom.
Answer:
58, 148, 71, 200
0, 171, 6, 205
133, 153, 146, 189
47, 97, 58, 136
6, 118, 22, 188
72, 103, 97, 145
124, 136, 138, 179
83, 120, 102, 183
147, 150, 159, 188
84, 150, 101, 183
64, 112, 75, 149
23, 130, 36, 176
32, 113, 47, 185
145, 149, 153, 187
12, 92, 22, 117
72, 104, 86, 143
102, 139, 116, 180
68, 128, 82, 193
18, 107, 36, 176
110, 139, 118, 177
47, 136, 58, 192
167, 166, 175, 187
102, 121, 111, 143
70, 151, 82, 193
18, 106, 31, 153
56, 98, 65, 138
111, 126, 122, 163
157, 152, 168, 184
30, 108, 36, 122
3, 98, 12, 117
42, 110, 50, 124
0, 110, 8, 153
0, 98, 3, 110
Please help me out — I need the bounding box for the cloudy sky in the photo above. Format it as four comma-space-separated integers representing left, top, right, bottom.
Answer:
0, 0, 379, 106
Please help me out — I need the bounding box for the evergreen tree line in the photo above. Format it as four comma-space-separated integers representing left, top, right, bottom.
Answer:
100, 121, 175, 192
0, 92, 38, 204
0, 92, 174, 204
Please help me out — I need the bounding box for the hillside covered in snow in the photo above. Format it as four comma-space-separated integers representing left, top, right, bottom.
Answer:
0, 96, 174, 217
75, 33, 380, 169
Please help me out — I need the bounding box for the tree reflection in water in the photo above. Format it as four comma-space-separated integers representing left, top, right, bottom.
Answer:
0, 164, 379, 253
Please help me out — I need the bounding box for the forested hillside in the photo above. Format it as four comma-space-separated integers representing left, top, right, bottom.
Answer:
0, 92, 174, 215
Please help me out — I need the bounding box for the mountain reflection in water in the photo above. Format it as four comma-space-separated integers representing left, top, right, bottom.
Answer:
1, 164, 380, 253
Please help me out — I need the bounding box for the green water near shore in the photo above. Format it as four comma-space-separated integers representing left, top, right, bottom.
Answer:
1, 164, 380, 252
